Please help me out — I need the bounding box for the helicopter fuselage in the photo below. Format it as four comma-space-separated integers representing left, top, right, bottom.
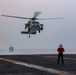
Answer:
21, 21, 43, 38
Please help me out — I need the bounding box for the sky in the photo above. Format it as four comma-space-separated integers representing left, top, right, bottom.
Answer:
0, 0, 76, 54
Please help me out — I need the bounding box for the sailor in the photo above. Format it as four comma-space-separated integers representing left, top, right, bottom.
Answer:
57, 44, 65, 64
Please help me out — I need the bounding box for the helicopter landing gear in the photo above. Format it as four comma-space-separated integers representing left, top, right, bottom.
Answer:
29, 35, 30, 38
29, 34, 31, 38
38, 30, 40, 33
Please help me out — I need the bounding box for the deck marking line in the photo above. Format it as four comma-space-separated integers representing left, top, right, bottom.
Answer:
44, 56, 76, 60
0, 57, 73, 75
64, 58, 76, 60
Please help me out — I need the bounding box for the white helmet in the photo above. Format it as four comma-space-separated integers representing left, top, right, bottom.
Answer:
59, 44, 63, 47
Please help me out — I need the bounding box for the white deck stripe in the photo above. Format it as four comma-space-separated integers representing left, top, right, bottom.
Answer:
0, 58, 74, 75
64, 58, 76, 60
14, 61, 62, 74
44, 56, 76, 60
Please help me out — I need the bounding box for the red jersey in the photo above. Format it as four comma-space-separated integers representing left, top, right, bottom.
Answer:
57, 47, 65, 54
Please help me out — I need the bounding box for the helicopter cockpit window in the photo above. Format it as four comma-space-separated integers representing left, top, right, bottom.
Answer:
32, 21, 40, 25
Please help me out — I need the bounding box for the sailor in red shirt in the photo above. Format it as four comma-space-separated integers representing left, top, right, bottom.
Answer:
57, 44, 65, 64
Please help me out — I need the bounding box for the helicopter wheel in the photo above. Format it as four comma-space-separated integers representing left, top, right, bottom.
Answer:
29, 35, 30, 38
39, 30, 40, 33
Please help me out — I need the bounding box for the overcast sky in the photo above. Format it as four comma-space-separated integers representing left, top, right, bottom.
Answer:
0, 0, 76, 54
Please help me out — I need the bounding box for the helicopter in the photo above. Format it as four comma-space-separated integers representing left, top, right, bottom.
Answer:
1, 12, 65, 38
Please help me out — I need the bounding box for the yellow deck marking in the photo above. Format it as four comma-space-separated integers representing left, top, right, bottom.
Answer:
0, 58, 17, 63
0, 57, 74, 75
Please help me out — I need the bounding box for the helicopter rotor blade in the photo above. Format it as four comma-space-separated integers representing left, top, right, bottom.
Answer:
1, 15, 31, 19
33, 12, 41, 18
36, 17, 65, 20
1, 15, 65, 20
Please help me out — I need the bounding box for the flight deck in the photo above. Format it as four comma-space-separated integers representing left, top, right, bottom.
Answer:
0, 54, 76, 75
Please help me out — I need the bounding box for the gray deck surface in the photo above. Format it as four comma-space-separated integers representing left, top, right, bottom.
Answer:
0, 54, 76, 75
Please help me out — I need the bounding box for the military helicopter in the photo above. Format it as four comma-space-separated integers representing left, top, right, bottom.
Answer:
1, 12, 65, 38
